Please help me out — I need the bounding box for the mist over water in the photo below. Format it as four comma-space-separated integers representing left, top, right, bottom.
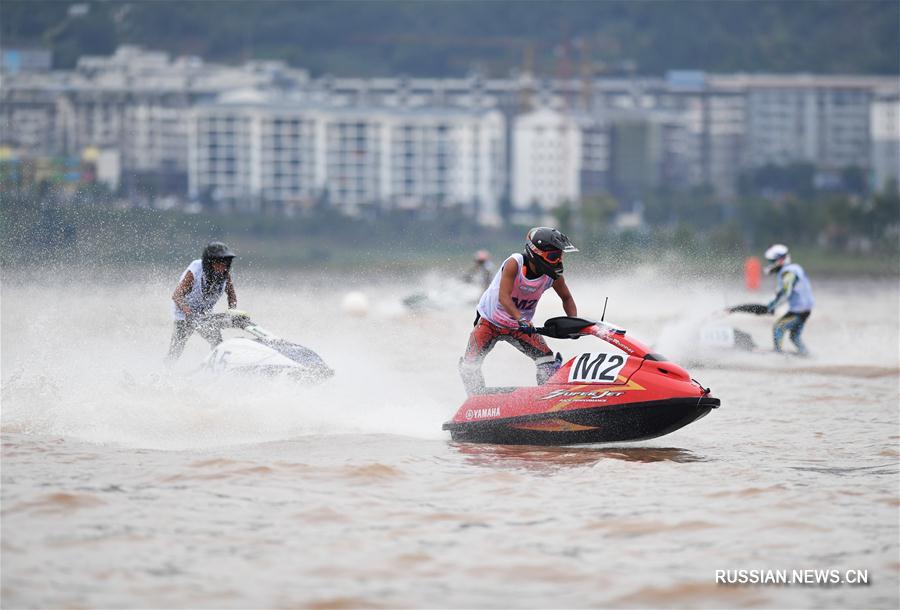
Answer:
2, 267, 459, 449
2, 265, 898, 608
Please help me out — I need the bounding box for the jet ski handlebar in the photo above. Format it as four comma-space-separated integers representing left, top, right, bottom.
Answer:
196, 310, 252, 329
192, 311, 276, 339
536, 316, 655, 359
535, 316, 594, 338
535, 316, 622, 339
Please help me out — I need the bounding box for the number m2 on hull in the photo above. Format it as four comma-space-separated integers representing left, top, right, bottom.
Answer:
568, 352, 626, 383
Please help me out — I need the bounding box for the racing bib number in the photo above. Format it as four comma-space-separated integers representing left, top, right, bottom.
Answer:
568, 352, 627, 383
206, 348, 231, 372
511, 296, 538, 311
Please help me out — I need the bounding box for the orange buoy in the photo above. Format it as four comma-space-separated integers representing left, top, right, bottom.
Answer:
745, 256, 761, 291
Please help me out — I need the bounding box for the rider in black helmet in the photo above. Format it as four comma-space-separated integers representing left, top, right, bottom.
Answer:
167, 241, 238, 361
459, 227, 579, 395
522, 227, 578, 280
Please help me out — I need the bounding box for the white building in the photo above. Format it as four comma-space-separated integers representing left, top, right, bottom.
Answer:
383, 107, 505, 223
870, 89, 900, 193
188, 92, 259, 208
6, 48, 899, 205
189, 94, 506, 224
512, 107, 582, 220
1, 46, 309, 191
718, 74, 893, 171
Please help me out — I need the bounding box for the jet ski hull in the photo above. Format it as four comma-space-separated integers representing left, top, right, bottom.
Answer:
444, 317, 721, 446
200, 313, 333, 384
444, 397, 719, 445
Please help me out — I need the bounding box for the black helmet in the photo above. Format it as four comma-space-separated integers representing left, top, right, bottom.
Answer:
202, 241, 235, 279
523, 227, 578, 280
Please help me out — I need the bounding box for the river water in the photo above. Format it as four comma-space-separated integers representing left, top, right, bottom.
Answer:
2, 267, 898, 609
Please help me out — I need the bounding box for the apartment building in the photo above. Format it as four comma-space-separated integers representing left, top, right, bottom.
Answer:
871, 88, 900, 192
383, 107, 505, 223
5, 45, 899, 211
511, 108, 582, 220
712, 74, 893, 171
189, 93, 506, 224
1, 46, 309, 191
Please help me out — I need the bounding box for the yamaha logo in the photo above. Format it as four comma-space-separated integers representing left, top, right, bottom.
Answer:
465, 407, 500, 419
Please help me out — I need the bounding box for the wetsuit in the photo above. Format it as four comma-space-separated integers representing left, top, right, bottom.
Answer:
768, 262, 814, 355
459, 253, 559, 394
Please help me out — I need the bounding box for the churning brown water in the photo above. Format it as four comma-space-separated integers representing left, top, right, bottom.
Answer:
2, 268, 898, 609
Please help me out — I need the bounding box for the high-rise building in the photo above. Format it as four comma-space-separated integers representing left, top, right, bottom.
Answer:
189, 93, 506, 223
717, 74, 891, 172
511, 108, 581, 222
871, 88, 900, 193
4, 45, 898, 213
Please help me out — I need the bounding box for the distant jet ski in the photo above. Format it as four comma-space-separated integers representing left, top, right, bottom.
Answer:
200, 311, 333, 383
698, 324, 758, 351
443, 317, 720, 446
403, 277, 482, 312
698, 303, 772, 352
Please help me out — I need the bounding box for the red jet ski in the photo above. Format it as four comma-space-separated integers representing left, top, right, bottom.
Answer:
443, 317, 720, 445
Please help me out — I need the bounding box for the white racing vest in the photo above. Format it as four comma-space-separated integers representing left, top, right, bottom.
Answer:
777, 263, 815, 313
477, 253, 554, 328
171, 259, 227, 321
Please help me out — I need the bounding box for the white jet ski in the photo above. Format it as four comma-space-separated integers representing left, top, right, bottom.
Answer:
200, 311, 333, 383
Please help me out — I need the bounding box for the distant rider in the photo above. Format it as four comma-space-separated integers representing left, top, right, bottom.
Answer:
459, 227, 578, 395
462, 250, 496, 292
764, 244, 814, 356
167, 241, 238, 361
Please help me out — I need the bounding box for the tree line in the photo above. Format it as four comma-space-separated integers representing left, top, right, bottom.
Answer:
3, 1, 897, 76
3, 175, 897, 274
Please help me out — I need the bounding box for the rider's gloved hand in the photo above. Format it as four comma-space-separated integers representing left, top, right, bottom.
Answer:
766, 300, 776, 314
517, 318, 535, 335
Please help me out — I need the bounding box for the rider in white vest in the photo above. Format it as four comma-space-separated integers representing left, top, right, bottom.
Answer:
764, 244, 814, 355
459, 227, 579, 395
167, 242, 238, 360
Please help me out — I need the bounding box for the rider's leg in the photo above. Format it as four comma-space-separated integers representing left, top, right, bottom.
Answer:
772, 313, 794, 353
787, 312, 810, 355
505, 329, 558, 384
460, 317, 501, 395
166, 320, 193, 361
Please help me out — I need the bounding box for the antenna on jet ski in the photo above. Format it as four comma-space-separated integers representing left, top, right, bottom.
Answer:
601, 297, 608, 322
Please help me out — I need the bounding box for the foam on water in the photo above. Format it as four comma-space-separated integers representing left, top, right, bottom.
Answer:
2, 267, 898, 450
1, 271, 459, 449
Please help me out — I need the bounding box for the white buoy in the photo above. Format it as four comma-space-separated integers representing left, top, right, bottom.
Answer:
341, 291, 370, 317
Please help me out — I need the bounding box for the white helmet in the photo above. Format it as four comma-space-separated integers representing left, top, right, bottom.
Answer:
764, 244, 791, 275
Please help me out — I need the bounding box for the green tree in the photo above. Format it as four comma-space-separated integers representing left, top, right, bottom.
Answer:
3, 1, 897, 77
